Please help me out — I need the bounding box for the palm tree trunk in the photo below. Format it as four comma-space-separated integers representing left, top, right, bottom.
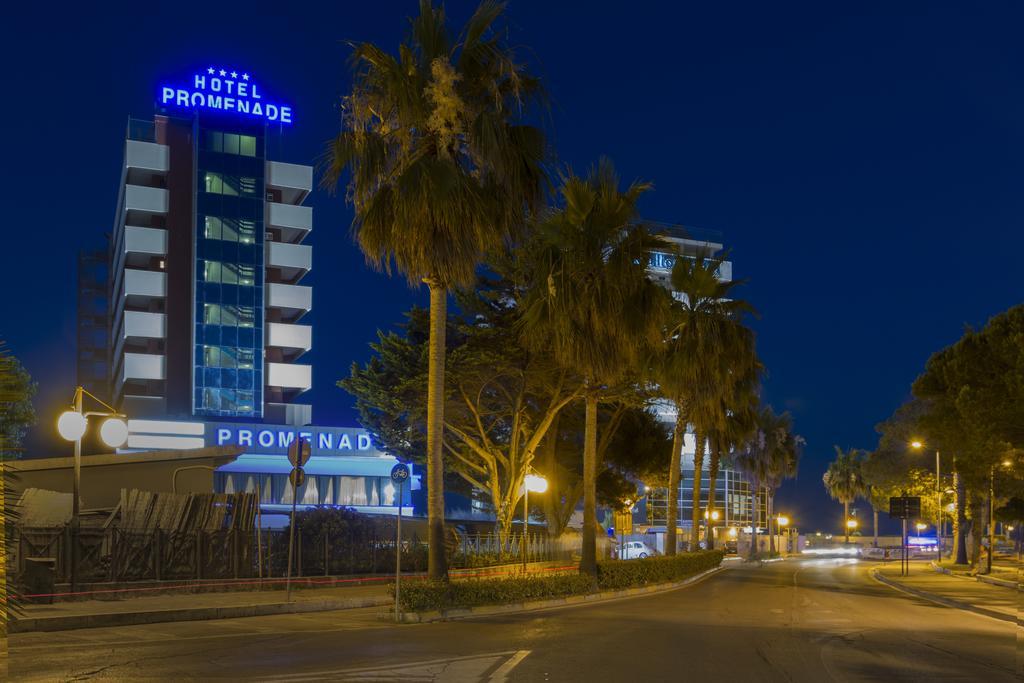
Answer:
580, 389, 599, 576
969, 498, 984, 568
665, 408, 684, 556
768, 493, 776, 555
953, 469, 968, 565
843, 500, 850, 544
873, 508, 879, 548
690, 428, 705, 551
705, 439, 720, 551
425, 279, 448, 580
748, 485, 759, 560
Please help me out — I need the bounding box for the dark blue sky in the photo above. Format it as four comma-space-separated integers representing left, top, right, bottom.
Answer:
2, 1, 1021, 532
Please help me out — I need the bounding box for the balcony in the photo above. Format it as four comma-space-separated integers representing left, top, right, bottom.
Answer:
123, 311, 166, 339
264, 402, 312, 426
125, 140, 169, 173
267, 322, 312, 353
267, 362, 312, 392
124, 269, 166, 299
266, 283, 312, 322
125, 185, 168, 215
123, 353, 165, 381
266, 161, 312, 205
267, 202, 312, 243
266, 241, 312, 282
124, 226, 167, 256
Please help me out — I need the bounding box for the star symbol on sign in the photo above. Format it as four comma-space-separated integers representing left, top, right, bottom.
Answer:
207, 67, 215, 74
230, 71, 238, 78
241, 73, 250, 81
219, 69, 226, 76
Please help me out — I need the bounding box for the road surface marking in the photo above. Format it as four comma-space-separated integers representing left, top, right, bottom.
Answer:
489, 650, 531, 681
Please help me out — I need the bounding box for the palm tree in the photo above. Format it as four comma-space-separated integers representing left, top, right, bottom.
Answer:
762, 414, 802, 554
733, 406, 790, 560
657, 250, 756, 554
823, 446, 867, 543
324, 1, 547, 580
520, 159, 668, 575
705, 391, 758, 550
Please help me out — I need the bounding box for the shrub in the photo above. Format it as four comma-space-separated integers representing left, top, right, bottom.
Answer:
595, 550, 725, 591
394, 550, 724, 612
395, 574, 596, 612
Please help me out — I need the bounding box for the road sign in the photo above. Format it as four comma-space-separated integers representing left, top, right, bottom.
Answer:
288, 437, 311, 467
390, 463, 410, 483
289, 466, 306, 488
888, 496, 921, 520
614, 510, 633, 536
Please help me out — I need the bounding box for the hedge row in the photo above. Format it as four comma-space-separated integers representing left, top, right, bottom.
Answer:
397, 574, 596, 612
595, 549, 725, 591
394, 550, 724, 613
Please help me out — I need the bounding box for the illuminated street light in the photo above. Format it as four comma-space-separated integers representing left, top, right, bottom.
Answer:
910, 441, 923, 450
909, 439, 943, 557
728, 527, 738, 538
846, 519, 858, 530
56, 386, 129, 592
777, 516, 789, 527
521, 471, 548, 571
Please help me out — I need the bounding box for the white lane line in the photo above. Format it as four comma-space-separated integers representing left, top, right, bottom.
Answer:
489, 650, 531, 681
258, 651, 521, 682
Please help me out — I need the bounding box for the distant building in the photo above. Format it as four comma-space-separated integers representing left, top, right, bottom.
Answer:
642, 223, 767, 535
77, 64, 417, 514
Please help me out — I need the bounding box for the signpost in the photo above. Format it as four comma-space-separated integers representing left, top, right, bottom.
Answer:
285, 436, 311, 601
390, 463, 410, 622
889, 496, 921, 576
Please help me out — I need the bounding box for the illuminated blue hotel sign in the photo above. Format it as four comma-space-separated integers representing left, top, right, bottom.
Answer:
159, 66, 293, 123
207, 423, 379, 457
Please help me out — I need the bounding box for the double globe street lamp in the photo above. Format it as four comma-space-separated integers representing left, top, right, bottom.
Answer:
56, 386, 129, 591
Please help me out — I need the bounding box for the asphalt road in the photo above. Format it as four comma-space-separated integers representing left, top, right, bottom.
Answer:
8, 557, 1019, 681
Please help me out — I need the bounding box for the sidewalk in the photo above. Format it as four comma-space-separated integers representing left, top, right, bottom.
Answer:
10, 582, 391, 633
872, 562, 1018, 623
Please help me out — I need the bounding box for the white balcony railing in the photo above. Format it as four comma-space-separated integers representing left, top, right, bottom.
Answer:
125, 185, 168, 214
267, 202, 312, 239
266, 161, 312, 204
124, 226, 167, 256
124, 269, 167, 298
267, 241, 312, 274
125, 140, 169, 173
123, 353, 165, 381
123, 311, 166, 339
266, 283, 312, 313
267, 362, 312, 391
266, 322, 312, 351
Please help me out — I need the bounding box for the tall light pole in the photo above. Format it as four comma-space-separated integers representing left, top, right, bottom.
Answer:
986, 459, 1014, 574
56, 387, 129, 591
522, 472, 548, 573
910, 441, 942, 557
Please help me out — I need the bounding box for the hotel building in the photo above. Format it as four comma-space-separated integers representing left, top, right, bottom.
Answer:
78, 65, 415, 513
642, 223, 767, 534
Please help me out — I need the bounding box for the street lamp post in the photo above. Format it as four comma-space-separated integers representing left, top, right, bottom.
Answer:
777, 516, 790, 554
56, 387, 129, 592
911, 441, 942, 558
521, 472, 548, 573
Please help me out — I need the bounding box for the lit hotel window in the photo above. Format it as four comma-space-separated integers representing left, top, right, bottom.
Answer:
204, 216, 256, 243
204, 303, 255, 327
204, 172, 258, 197
204, 260, 255, 286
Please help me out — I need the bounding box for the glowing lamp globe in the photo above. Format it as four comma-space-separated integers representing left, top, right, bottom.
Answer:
99, 417, 129, 448
57, 411, 88, 441
523, 473, 548, 493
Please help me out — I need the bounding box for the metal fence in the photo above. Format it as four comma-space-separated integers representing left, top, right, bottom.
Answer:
13, 525, 570, 586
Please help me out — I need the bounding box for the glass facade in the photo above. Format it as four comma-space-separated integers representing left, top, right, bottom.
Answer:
193, 123, 266, 418
215, 472, 400, 507
648, 465, 767, 529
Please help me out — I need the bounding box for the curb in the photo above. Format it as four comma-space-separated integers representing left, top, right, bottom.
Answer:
397, 565, 725, 624
870, 567, 1017, 625
10, 595, 391, 634
928, 561, 1020, 590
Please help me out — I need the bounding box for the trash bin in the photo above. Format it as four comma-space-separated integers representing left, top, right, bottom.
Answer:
22, 557, 57, 604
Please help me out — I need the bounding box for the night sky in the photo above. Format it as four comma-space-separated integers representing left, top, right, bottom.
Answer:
2, 2, 1021, 532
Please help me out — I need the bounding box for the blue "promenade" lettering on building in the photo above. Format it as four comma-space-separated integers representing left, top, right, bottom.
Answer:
208, 423, 379, 457
159, 67, 293, 123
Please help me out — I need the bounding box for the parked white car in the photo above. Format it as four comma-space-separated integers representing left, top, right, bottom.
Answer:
615, 541, 657, 559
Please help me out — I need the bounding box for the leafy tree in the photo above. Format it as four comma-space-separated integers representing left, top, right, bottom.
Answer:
343, 276, 578, 549
761, 414, 802, 554
0, 345, 35, 460
822, 446, 867, 543
520, 160, 668, 575
324, 0, 548, 580
656, 249, 757, 554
